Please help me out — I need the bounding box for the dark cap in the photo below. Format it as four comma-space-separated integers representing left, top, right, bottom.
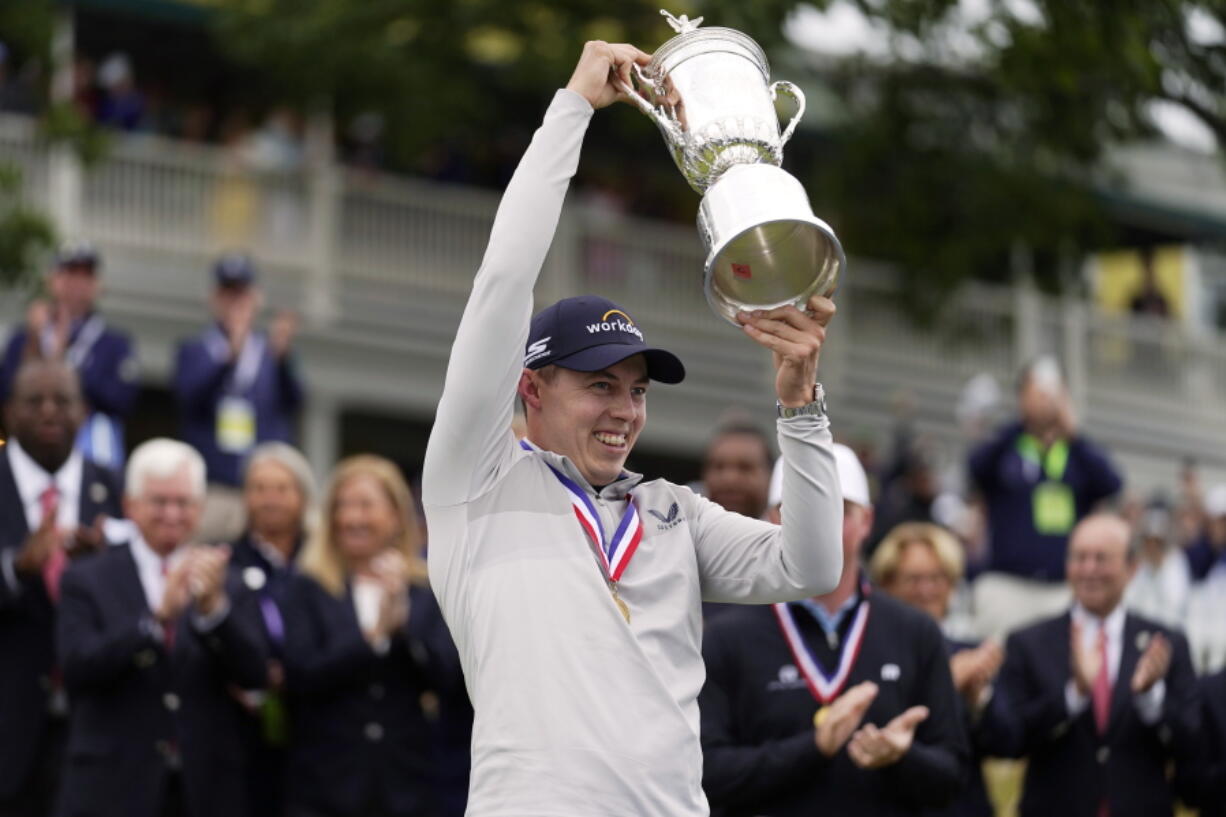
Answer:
56, 241, 100, 270
212, 252, 258, 288
525, 296, 685, 384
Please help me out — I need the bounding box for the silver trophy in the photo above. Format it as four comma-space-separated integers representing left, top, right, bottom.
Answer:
618, 10, 845, 324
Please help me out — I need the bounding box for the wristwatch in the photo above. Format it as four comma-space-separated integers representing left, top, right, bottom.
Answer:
777, 383, 827, 419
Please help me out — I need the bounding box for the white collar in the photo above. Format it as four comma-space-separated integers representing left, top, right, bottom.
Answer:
6, 437, 83, 510
251, 533, 289, 568
128, 529, 186, 572
1071, 600, 1126, 639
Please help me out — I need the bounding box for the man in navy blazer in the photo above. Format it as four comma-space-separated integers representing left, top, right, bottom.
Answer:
981, 514, 1201, 817
56, 438, 267, 817
0, 360, 121, 817
0, 244, 140, 470
173, 254, 305, 543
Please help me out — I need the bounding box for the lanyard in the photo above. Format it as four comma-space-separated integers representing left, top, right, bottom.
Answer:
772, 584, 872, 705
1017, 434, 1069, 482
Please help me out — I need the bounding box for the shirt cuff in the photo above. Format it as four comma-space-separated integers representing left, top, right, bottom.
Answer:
1, 549, 22, 597
192, 598, 231, 633
1065, 680, 1090, 716
1134, 679, 1166, 725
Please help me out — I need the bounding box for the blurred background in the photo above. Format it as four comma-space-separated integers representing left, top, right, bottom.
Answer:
2, 1, 1226, 814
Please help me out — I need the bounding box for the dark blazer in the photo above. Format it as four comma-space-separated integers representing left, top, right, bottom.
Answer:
282, 573, 466, 817
55, 543, 268, 817
0, 452, 121, 800
700, 591, 969, 817
981, 610, 1201, 817
173, 329, 304, 487
1189, 668, 1226, 817
940, 638, 994, 817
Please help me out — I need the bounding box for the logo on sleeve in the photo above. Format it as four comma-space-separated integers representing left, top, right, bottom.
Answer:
647, 502, 683, 530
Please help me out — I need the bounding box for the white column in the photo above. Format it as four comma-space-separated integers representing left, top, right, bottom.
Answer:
302, 392, 339, 484
304, 106, 338, 324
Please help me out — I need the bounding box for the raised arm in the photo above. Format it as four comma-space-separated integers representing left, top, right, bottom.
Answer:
694, 297, 844, 601
422, 42, 648, 508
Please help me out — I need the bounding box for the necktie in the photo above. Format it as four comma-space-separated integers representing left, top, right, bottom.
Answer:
1092, 627, 1112, 734
40, 485, 68, 603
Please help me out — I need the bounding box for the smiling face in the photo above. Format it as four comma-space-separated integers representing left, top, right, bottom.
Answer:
333, 473, 402, 565
5, 361, 85, 472
885, 539, 953, 622
124, 466, 202, 557
1066, 515, 1135, 617
520, 355, 649, 487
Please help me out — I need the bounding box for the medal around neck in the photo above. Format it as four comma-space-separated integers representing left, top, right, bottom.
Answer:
617, 10, 846, 325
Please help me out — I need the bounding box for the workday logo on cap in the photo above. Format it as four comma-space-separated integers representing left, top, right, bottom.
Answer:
585, 309, 644, 342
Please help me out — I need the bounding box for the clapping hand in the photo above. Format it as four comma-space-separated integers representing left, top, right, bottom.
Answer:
1131, 632, 1171, 694
14, 506, 61, 573
847, 706, 930, 769
815, 681, 878, 757
190, 545, 232, 617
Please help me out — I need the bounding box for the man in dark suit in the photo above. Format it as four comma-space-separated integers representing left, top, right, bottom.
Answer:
0, 360, 121, 817
1186, 667, 1226, 817
0, 244, 140, 470
982, 513, 1201, 817
700, 444, 969, 817
56, 438, 268, 817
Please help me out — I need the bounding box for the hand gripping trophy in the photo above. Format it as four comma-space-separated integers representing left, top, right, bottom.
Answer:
618, 9, 846, 324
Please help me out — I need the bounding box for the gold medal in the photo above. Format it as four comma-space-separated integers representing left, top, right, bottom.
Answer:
611, 584, 631, 623
813, 705, 830, 729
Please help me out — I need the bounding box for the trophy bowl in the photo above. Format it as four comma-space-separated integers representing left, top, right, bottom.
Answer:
619, 10, 846, 325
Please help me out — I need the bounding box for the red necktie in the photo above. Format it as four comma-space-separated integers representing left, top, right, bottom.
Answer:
40, 485, 67, 603
1092, 627, 1112, 734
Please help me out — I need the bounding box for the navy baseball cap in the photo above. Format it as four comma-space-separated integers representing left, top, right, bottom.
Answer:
213, 252, 258, 288
56, 241, 100, 269
525, 296, 685, 384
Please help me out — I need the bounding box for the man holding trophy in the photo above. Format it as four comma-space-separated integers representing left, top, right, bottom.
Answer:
424, 17, 845, 817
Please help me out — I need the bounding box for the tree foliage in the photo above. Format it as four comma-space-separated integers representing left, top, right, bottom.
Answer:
213, 0, 1226, 307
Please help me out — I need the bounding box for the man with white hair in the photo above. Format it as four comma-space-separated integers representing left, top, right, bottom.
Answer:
700, 444, 969, 817
56, 438, 267, 817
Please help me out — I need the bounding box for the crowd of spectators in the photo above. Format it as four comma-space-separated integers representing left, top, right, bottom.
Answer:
2, 242, 1226, 817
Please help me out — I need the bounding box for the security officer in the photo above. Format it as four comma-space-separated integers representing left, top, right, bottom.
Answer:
1, 243, 139, 470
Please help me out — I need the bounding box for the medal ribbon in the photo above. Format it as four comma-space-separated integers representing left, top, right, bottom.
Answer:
520, 440, 643, 581
772, 599, 871, 704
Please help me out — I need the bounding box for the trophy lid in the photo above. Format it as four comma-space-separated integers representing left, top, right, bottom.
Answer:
649, 9, 770, 81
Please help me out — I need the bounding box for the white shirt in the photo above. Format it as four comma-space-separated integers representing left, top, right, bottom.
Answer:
128, 532, 189, 613
7, 437, 83, 533
1065, 602, 1165, 723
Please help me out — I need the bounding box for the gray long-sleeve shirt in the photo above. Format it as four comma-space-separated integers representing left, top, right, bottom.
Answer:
423, 88, 843, 817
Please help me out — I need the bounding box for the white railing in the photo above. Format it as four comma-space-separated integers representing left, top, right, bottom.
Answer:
3, 112, 1226, 486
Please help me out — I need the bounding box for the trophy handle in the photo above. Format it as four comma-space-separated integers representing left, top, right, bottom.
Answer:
615, 64, 683, 142
770, 81, 806, 147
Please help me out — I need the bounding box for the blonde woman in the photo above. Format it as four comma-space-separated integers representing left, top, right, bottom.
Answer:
871, 522, 1002, 817
283, 455, 465, 817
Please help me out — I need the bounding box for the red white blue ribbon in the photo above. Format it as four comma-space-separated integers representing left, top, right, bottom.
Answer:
772, 599, 871, 704
520, 440, 643, 581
